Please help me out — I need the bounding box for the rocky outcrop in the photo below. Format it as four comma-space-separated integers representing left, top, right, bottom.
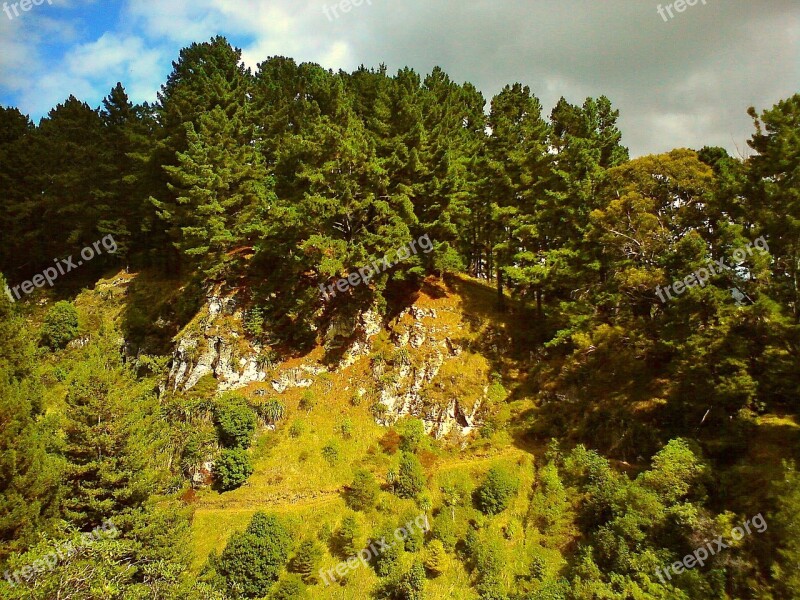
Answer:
167, 290, 273, 392
166, 289, 485, 439
375, 306, 484, 438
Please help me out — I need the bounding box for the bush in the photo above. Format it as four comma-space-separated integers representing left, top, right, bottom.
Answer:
339, 417, 354, 439
258, 399, 286, 426
346, 469, 379, 511
299, 391, 317, 413
214, 449, 254, 491
476, 466, 520, 515
333, 515, 359, 558
41, 301, 79, 349
424, 539, 448, 576
289, 419, 305, 438
288, 538, 323, 584
215, 397, 257, 449
432, 512, 458, 551
399, 418, 426, 452
395, 452, 426, 499
398, 560, 426, 600
379, 429, 401, 454
271, 574, 305, 599
322, 441, 340, 466
371, 526, 401, 577
216, 512, 293, 597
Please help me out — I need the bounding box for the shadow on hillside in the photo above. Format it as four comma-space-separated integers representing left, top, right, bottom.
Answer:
119, 269, 204, 356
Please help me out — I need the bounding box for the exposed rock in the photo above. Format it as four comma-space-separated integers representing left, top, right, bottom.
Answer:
167, 289, 272, 392
445, 337, 463, 357
271, 368, 314, 394
165, 286, 484, 440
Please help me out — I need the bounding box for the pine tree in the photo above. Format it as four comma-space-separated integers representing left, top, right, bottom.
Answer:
0, 283, 61, 560
61, 340, 159, 528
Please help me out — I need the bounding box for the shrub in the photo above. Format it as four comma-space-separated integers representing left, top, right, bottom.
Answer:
440, 472, 474, 519
379, 429, 401, 454
398, 560, 426, 600
346, 470, 379, 511
216, 512, 293, 597
371, 526, 401, 577
41, 301, 79, 349
399, 418, 426, 452
299, 391, 317, 413
432, 512, 458, 551
258, 399, 286, 426
395, 452, 426, 499
289, 419, 305, 438
288, 538, 323, 584
214, 449, 254, 491
321, 441, 340, 466
476, 466, 520, 515
400, 511, 425, 552
333, 515, 359, 558
215, 397, 257, 449
371, 401, 389, 421
339, 417, 354, 439
424, 539, 448, 576
271, 574, 305, 599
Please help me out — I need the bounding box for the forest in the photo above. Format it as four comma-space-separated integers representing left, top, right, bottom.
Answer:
0, 35, 798, 599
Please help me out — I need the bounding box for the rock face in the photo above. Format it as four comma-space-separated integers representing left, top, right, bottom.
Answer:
167, 290, 273, 392
375, 305, 483, 439
166, 289, 484, 439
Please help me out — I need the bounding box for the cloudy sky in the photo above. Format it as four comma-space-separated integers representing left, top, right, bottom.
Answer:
1, 0, 798, 156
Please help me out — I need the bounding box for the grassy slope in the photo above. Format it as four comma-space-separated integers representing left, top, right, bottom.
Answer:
24, 269, 800, 599
185, 275, 539, 598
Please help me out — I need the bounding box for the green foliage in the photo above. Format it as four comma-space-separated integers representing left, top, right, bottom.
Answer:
299, 391, 317, 413
1, 35, 799, 600
61, 341, 160, 527
215, 398, 257, 449
772, 461, 800, 597
0, 298, 62, 559
431, 512, 458, 551
41, 301, 79, 350
395, 452, 427, 499
423, 539, 448, 576
214, 449, 253, 491
333, 514, 359, 558
398, 559, 426, 600
288, 538, 323, 584
637, 438, 708, 503
270, 574, 305, 599
321, 441, 340, 467
257, 399, 286, 426
215, 512, 293, 598
371, 525, 401, 577
288, 419, 305, 438
476, 466, 520, 515
339, 417, 354, 439
399, 418, 426, 452
346, 469, 379, 511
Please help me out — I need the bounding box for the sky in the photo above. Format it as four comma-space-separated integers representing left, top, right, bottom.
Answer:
1, 0, 798, 157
